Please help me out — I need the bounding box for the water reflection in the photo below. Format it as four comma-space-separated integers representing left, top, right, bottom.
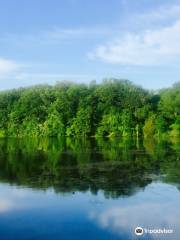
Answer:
0, 137, 179, 239
90, 182, 180, 240
0, 137, 179, 196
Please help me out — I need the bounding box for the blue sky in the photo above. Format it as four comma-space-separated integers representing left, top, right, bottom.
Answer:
0, 0, 180, 90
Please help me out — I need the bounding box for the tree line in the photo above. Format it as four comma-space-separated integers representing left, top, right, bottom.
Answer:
0, 79, 179, 138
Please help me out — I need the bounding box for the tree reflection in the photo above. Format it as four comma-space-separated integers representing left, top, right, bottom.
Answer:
0, 137, 179, 198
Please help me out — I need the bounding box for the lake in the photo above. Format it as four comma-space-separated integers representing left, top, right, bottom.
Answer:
0, 137, 179, 240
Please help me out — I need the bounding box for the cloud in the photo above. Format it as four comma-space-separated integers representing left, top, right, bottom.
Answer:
0, 58, 19, 75
89, 20, 180, 66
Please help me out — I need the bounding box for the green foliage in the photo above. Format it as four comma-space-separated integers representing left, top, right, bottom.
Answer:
170, 116, 180, 137
66, 107, 92, 136
120, 110, 134, 136
0, 79, 179, 138
143, 114, 156, 138
155, 115, 168, 136
43, 111, 65, 137
96, 112, 121, 137
158, 84, 180, 120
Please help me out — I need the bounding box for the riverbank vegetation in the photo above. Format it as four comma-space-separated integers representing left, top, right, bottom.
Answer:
0, 79, 179, 138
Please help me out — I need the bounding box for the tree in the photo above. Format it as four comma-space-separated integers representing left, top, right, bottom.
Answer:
143, 114, 156, 138
43, 111, 65, 137
66, 107, 92, 136
96, 112, 121, 137
0, 79, 178, 138
170, 116, 180, 137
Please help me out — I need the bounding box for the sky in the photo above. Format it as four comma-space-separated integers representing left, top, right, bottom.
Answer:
0, 0, 180, 90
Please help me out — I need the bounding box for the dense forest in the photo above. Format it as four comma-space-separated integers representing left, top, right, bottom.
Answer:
0, 79, 179, 138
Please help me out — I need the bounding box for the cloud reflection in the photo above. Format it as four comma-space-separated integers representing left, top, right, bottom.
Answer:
0, 199, 15, 213
90, 183, 180, 239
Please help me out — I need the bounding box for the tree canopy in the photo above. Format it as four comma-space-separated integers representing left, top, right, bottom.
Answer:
0, 79, 179, 138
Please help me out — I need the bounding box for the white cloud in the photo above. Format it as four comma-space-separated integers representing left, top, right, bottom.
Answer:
0, 58, 19, 75
90, 20, 180, 66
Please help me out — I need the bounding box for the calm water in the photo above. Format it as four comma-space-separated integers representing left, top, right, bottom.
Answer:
0, 137, 179, 240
